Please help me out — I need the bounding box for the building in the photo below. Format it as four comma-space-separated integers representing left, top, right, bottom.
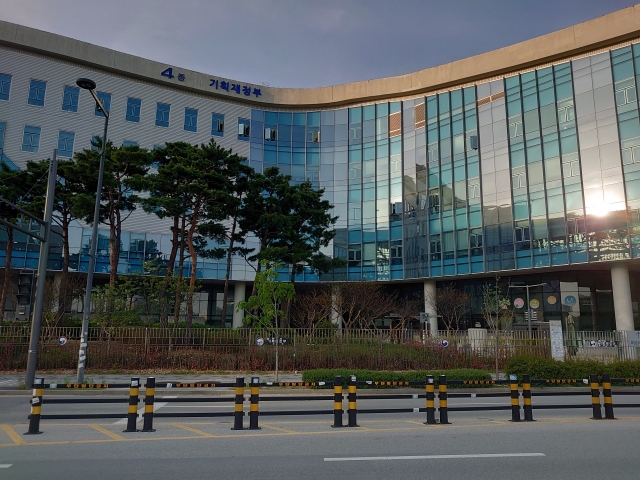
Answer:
1, 6, 640, 331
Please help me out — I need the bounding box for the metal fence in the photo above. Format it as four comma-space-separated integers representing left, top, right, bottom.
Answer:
0, 326, 637, 371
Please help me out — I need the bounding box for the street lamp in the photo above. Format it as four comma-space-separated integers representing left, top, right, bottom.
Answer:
76, 77, 109, 383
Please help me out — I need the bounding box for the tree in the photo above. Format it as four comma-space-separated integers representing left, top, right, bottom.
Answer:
331, 282, 397, 330
290, 286, 334, 330
237, 263, 295, 381
389, 296, 421, 342
425, 284, 471, 333
0, 162, 31, 325
72, 141, 151, 290
481, 278, 513, 378
21, 158, 83, 320
144, 143, 201, 327
198, 141, 251, 328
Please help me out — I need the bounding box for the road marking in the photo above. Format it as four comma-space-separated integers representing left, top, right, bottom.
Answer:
260, 424, 297, 434
171, 424, 216, 437
324, 453, 546, 462
114, 402, 168, 425
0, 464, 12, 468
1, 426, 26, 445
88, 424, 125, 441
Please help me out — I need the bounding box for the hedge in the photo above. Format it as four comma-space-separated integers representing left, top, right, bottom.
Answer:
505, 354, 640, 380
302, 368, 491, 386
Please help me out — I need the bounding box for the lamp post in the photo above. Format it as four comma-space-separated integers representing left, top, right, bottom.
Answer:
76, 78, 108, 384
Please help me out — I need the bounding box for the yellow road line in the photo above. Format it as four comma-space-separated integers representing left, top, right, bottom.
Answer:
1, 426, 26, 445
171, 424, 216, 437
88, 424, 125, 441
259, 424, 297, 434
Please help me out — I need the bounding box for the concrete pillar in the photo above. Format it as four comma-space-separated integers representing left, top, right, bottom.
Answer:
611, 263, 634, 331
232, 281, 246, 329
424, 280, 438, 334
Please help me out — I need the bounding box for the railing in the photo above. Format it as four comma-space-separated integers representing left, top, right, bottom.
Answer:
0, 326, 637, 371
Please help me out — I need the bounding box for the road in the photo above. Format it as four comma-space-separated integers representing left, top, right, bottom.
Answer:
1, 389, 639, 479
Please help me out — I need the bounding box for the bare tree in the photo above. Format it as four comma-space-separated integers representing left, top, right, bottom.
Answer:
332, 282, 397, 330
425, 284, 471, 334
290, 286, 333, 331
388, 296, 421, 343
481, 278, 513, 378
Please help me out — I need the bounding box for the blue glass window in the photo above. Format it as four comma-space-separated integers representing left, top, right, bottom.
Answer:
211, 113, 224, 137
57, 131, 75, 157
28, 80, 46, 106
94, 92, 111, 117
184, 108, 198, 132
122, 140, 138, 147
62, 86, 79, 112
126, 97, 141, 122
156, 103, 170, 127
22, 125, 41, 152
0, 74, 11, 101
237, 118, 250, 141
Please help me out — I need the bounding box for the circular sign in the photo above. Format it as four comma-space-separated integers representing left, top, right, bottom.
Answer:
513, 298, 525, 309
58, 336, 67, 346
441, 339, 449, 348
547, 295, 557, 305
564, 295, 577, 305
255, 337, 264, 346
529, 299, 540, 309
589, 340, 597, 347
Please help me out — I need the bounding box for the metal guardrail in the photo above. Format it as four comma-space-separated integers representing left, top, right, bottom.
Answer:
25, 374, 640, 434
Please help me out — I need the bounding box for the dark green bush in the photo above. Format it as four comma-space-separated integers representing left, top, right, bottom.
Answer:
505, 354, 640, 380
302, 368, 491, 386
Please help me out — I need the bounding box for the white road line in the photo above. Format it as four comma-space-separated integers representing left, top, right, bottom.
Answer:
324, 453, 546, 462
0, 464, 12, 468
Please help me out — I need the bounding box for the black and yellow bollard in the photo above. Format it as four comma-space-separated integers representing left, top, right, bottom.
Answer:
522, 374, 534, 422
602, 374, 615, 420
425, 375, 436, 425
249, 377, 260, 430
25, 377, 44, 435
332, 376, 344, 428
510, 376, 521, 422
123, 377, 140, 433
438, 375, 450, 425
232, 377, 245, 430
590, 374, 602, 420
347, 375, 358, 427
142, 377, 156, 432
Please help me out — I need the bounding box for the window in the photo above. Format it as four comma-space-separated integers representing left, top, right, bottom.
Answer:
122, 140, 138, 147
22, 125, 41, 152
237, 118, 250, 140
57, 131, 75, 157
430, 234, 441, 261
0, 74, 11, 101
508, 115, 523, 138
94, 92, 111, 117
61, 86, 79, 112
126, 98, 141, 123
512, 168, 526, 189
468, 178, 480, 199
264, 127, 277, 141
616, 85, 637, 107
28, 80, 46, 106
155, 103, 170, 127
211, 113, 224, 137
562, 155, 580, 178
557, 102, 574, 124
184, 108, 198, 132
515, 226, 531, 243
428, 188, 440, 214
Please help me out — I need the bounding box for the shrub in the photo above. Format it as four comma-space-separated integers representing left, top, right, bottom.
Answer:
302, 368, 491, 386
505, 354, 640, 380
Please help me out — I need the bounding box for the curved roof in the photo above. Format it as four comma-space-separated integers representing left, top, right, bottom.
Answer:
2, 5, 640, 108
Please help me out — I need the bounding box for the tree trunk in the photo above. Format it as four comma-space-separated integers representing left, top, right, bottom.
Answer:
174, 214, 187, 327
0, 227, 13, 326
220, 215, 237, 328
158, 215, 179, 327
57, 218, 71, 325
185, 204, 201, 340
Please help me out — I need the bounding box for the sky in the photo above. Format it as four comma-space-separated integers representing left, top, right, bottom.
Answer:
1, 0, 639, 88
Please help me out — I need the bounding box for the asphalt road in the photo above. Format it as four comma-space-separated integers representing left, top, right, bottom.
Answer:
1, 391, 639, 479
